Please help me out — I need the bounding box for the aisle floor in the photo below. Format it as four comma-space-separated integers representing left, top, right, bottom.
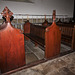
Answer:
10, 42, 75, 75
25, 40, 71, 64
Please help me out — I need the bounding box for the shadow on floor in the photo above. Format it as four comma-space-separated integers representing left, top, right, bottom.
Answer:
25, 40, 71, 64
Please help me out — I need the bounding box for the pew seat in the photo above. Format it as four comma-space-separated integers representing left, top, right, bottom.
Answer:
24, 33, 45, 47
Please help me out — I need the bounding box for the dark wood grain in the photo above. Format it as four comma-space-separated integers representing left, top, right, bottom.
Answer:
45, 22, 61, 58
57, 22, 75, 50
72, 25, 75, 50
24, 10, 61, 59
0, 6, 25, 73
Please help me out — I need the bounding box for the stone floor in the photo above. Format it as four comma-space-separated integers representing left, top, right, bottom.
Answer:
25, 40, 45, 64
1, 40, 74, 75
25, 40, 71, 64
10, 51, 75, 75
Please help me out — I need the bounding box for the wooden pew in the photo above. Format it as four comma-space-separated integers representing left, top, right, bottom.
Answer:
42, 15, 49, 26
57, 22, 75, 50
0, 7, 25, 73
43, 17, 75, 51
24, 10, 61, 59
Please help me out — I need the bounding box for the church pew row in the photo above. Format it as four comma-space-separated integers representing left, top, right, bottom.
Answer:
43, 18, 75, 50
0, 7, 25, 73
24, 10, 61, 59
39, 16, 75, 51
56, 22, 75, 50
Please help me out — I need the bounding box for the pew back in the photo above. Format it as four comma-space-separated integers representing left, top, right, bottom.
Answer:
57, 23, 75, 50
30, 24, 47, 39
24, 10, 61, 59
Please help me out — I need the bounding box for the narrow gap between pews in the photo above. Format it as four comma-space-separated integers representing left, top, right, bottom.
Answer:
25, 40, 71, 64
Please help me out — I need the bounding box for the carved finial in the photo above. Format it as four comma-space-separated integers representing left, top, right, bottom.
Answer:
45, 15, 46, 20
27, 14, 29, 20
1, 6, 13, 22
53, 10, 56, 22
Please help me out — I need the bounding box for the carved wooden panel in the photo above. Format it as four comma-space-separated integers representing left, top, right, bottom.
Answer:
45, 10, 61, 58
0, 6, 25, 73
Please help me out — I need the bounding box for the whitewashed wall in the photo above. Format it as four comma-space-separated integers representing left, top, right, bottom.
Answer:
0, 0, 74, 17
